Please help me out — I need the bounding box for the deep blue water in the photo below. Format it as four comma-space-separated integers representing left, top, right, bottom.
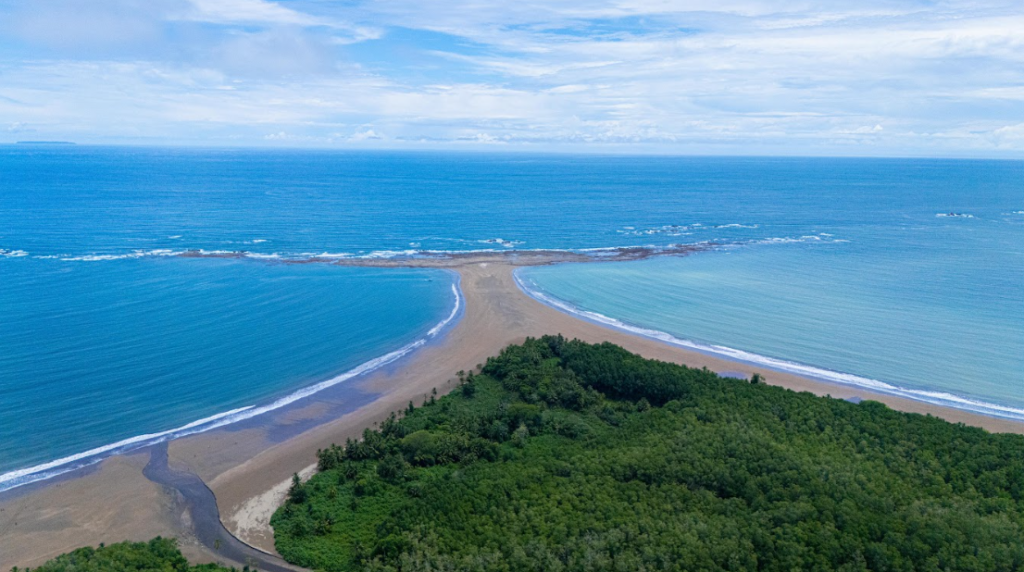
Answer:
1, 147, 1022, 490
0, 256, 455, 488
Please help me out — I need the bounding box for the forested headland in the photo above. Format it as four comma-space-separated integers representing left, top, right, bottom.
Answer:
16, 337, 1024, 572
273, 336, 1024, 572
11, 538, 233, 572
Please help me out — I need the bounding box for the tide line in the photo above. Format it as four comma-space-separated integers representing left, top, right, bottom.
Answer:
0, 280, 462, 494
512, 271, 1024, 423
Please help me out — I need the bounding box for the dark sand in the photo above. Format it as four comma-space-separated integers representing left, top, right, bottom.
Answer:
3, 256, 1022, 568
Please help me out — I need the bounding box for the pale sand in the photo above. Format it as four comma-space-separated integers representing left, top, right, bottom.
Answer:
200, 261, 1024, 553
3, 258, 1023, 567
225, 465, 316, 551
0, 453, 214, 568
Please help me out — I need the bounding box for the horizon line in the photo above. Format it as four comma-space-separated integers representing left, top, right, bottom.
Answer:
4, 141, 1024, 162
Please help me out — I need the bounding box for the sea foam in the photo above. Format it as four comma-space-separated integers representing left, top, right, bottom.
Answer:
61, 249, 181, 262
0, 280, 462, 494
513, 271, 1024, 423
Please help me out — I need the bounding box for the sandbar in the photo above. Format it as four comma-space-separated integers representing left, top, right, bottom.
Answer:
3, 254, 1022, 569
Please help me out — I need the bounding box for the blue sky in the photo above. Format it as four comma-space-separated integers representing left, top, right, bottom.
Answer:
1, 0, 1024, 155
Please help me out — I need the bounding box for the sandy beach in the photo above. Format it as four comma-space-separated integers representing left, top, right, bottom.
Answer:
3, 256, 1023, 569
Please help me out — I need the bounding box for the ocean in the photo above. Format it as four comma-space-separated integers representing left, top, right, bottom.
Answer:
2, 147, 1022, 490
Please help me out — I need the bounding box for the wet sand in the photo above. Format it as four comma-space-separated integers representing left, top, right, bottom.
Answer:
3, 256, 1023, 568
0, 453, 209, 568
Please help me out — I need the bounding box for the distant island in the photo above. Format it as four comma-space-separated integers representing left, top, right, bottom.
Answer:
15, 141, 76, 146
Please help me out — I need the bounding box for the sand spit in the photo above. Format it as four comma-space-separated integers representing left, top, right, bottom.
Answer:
176, 243, 715, 267
3, 255, 1023, 569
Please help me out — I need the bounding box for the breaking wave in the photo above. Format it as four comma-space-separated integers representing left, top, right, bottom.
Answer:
513, 271, 1024, 424
0, 280, 462, 494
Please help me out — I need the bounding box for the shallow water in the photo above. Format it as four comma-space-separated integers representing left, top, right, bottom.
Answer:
2, 147, 1022, 488
0, 257, 453, 486
519, 238, 1024, 418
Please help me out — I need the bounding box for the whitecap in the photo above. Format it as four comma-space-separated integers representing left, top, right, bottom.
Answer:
305, 252, 354, 259
0, 281, 463, 493
62, 249, 181, 262
63, 254, 129, 261
743, 233, 842, 246
619, 223, 756, 237
479, 238, 524, 248
0, 407, 253, 493
365, 249, 420, 259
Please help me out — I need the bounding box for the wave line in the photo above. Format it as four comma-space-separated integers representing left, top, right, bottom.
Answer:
512, 271, 1024, 423
0, 280, 462, 494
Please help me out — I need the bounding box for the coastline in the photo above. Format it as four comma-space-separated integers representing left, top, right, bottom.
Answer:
513, 271, 1024, 423
3, 255, 1023, 569
0, 279, 462, 496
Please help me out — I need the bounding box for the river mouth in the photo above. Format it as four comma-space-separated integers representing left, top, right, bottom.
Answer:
142, 442, 302, 572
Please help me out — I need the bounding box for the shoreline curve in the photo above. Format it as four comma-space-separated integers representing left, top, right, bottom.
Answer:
512, 269, 1024, 423
3, 256, 1023, 571
0, 279, 463, 495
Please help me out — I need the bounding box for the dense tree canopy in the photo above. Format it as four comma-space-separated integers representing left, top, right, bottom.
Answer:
14, 538, 232, 572
272, 336, 1024, 572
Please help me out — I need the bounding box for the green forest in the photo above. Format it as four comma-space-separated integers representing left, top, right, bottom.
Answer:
13, 538, 232, 572
272, 336, 1024, 572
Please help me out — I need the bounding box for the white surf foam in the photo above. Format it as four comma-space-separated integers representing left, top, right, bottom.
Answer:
300, 252, 354, 259
0, 407, 252, 493
717, 233, 846, 248
365, 249, 420, 259
0, 280, 462, 494
34, 234, 824, 266
61, 249, 182, 262
0, 249, 29, 258
513, 271, 1024, 423
479, 238, 523, 248
618, 223, 757, 237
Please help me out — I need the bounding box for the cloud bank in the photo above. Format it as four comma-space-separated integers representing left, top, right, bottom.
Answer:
1, 0, 1023, 155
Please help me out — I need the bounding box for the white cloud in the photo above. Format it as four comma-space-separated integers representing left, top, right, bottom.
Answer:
991, 123, 1024, 145
211, 29, 337, 78
349, 129, 383, 141
176, 0, 382, 41
2, 0, 1024, 154
181, 0, 324, 26
845, 124, 884, 134
0, 0, 174, 51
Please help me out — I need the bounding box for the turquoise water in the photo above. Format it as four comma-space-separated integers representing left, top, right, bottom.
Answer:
0, 257, 455, 489
2, 147, 1022, 490
519, 233, 1024, 417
